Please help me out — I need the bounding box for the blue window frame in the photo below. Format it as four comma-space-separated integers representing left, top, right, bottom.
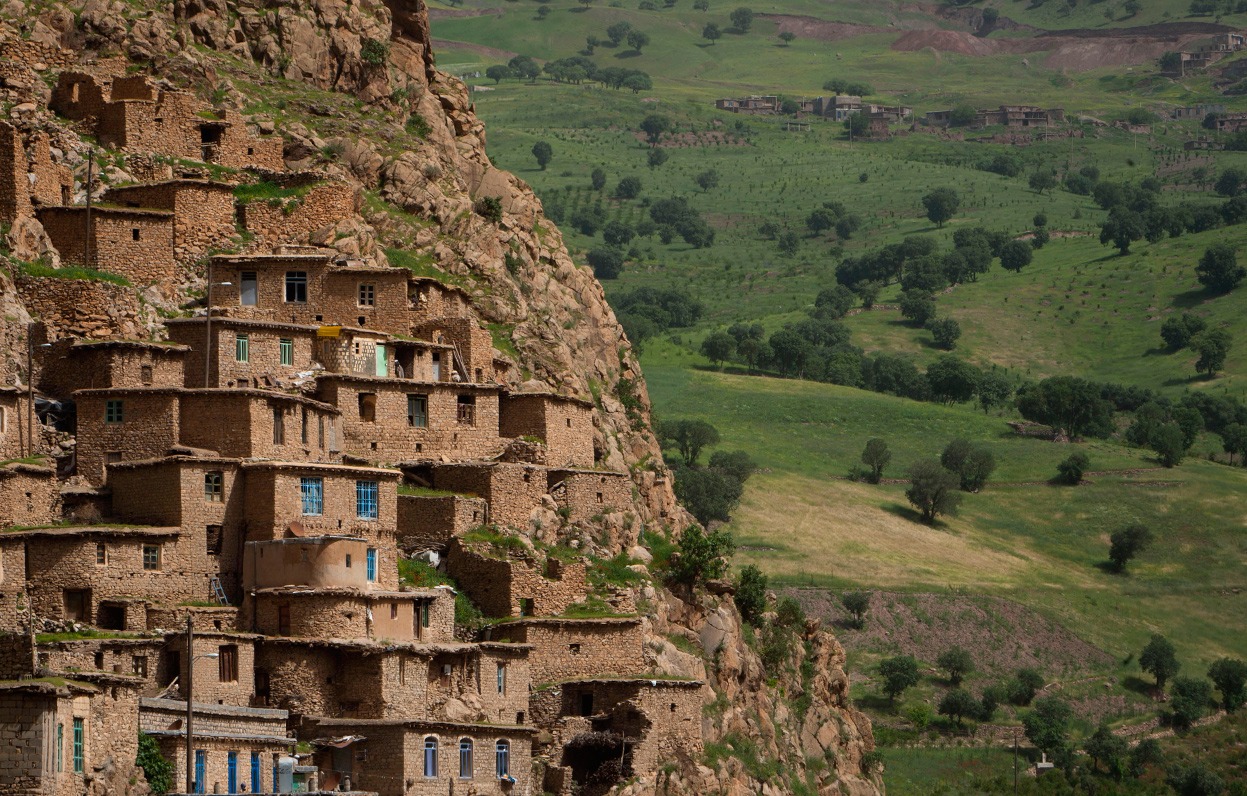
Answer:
227, 751, 238, 794
56, 723, 63, 772
366, 548, 377, 582
251, 752, 262, 793
496, 740, 510, 778
194, 750, 206, 794
423, 737, 438, 778
300, 477, 323, 516
459, 739, 473, 779
71, 718, 83, 774
356, 480, 378, 520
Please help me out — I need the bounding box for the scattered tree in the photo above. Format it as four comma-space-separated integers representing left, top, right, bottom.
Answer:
860, 439, 891, 484
922, 187, 960, 228
1029, 169, 1057, 194
627, 30, 650, 51
1007, 668, 1045, 705
1208, 657, 1247, 711
926, 317, 962, 350
733, 564, 768, 624
1168, 764, 1225, 796
531, 140, 553, 170
607, 21, 633, 43
614, 176, 643, 200
999, 239, 1034, 272
938, 689, 979, 727
949, 104, 978, 127
975, 369, 1013, 414
586, 246, 624, 280
508, 55, 541, 82
1084, 723, 1129, 780
660, 419, 720, 466
1161, 313, 1207, 350
1195, 243, 1245, 293
474, 196, 503, 223
669, 524, 735, 586
878, 655, 921, 702
1221, 423, 1247, 465
1056, 452, 1090, 484
1192, 328, 1232, 377
700, 331, 737, 367
899, 289, 937, 326
778, 30, 796, 45
1170, 677, 1214, 729
695, 169, 721, 192
647, 148, 668, 169
1099, 207, 1145, 254
926, 357, 980, 405
1108, 523, 1153, 571
729, 6, 754, 31
702, 22, 722, 44
591, 167, 607, 191
1151, 422, 1187, 467
639, 114, 671, 145
905, 460, 962, 523
1140, 634, 1180, 690
841, 590, 870, 627
1015, 376, 1114, 439
936, 647, 975, 686
777, 231, 800, 256
1022, 696, 1073, 762
485, 64, 513, 83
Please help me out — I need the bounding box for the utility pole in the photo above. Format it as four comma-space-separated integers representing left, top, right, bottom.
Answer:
84, 149, 94, 267
204, 260, 213, 389
25, 323, 35, 457
1013, 729, 1019, 796
186, 614, 194, 795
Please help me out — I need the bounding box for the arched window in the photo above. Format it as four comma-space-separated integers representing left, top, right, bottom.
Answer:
423, 737, 437, 778
495, 740, 510, 779
458, 739, 473, 779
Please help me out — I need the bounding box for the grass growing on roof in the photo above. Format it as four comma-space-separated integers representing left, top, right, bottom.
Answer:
15, 260, 131, 286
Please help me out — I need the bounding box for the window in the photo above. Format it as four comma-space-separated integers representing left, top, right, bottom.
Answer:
359, 283, 376, 306
366, 548, 377, 582
459, 739, 473, 779
457, 394, 476, 426
95, 543, 107, 566
219, 645, 239, 682
495, 740, 510, 779
301, 408, 309, 445
284, 271, 307, 303
133, 655, 147, 677
72, 718, 84, 774
206, 525, 222, 556
279, 338, 294, 366
420, 601, 431, 629
496, 663, 506, 695
345, 554, 352, 568
56, 723, 63, 772
277, 605, 291, 635
105, 400, 123, 424
227, 751, 238, 794
240, 272, 257, 306
235, 334, 249, 363
272, 407, 285, 445
358, 393, 376, 422
131, 228, 140, 241
142, 545, 161, 571
317, 416, 325, 449
204, 472, 223, 502
251, 752, 262, 793
140, 364, 153, 385
407, 394, 428, 428
194, 750, 206, 794
423, 737, 438, 778
356, 481, 379, 520
105, 452, 123, 464
300, 477, 323, 516
390, 603, 398, 620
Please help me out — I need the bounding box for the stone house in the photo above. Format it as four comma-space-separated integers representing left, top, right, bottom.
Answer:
239, 461, 399, 545
1214, 113, 1247, 133
236, 175, 360, 246
0, 537, 28, 631
546, 469, 632, 523
0, 386, 29, 460
316, 376, 503, 462
499, 393, 596, 468
139, 697, 293, 795
37, 339, 186, 399
413, 462, 547, 530
0, 678, 141, 796
396, 492, 488, 552
102, 180, 237, 264
0, 464, 61, 529
446, 539, 588, 619
0, 121, 73, 223
35, 635, 170, 690
714, 95, 780, 114
298, 716, 535, 796
1173, 103, 1226, 120
248, 587, 453, 644
412, 316, 498, 384
35, 205, 177, 285
255, 638, 532, 725
486, 617, 645, 684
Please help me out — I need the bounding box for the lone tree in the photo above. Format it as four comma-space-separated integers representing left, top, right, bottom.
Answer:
1108, 523, 1153, 571
922, 187, 960, 228
778, 30, 796, 45
639, 114, 671, 145
627, 30, 651, 52
730, 6, 754, 31
938, 689, 979, 727
1208, 657, 1247, 711
1195, 243, 1245, 293
878, 655, 921, 702
1000, 239, 1034, 272
485, 64, 513, 84
1192, 328, 1232, 377
702, 22, 722, 44
695, 169, 721, 192
905, 460, 962, 523
531, 140, 553, 170
660, 419, 720, 466
700, 331, 736, 367
1022, 696, 1073, 762
1140, 634, 1181, 691
860, 438, 891, 484
841, 590, 870, 627
937, 647, 975, 686
1056, 452, 1090, 484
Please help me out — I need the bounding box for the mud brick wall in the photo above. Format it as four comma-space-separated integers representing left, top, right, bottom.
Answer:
0, 541, 28, 634
102, 181, 235, 263
446, 541, 588, 619
317, 378, 502, 463
429, 463, 546, 530
167, 319, 319, 389
35, 207, 177, 285
500, 395, 595, 468
13, 275, 150, 342
245, 537, 382, 594
38, 342, 186, 398
75, 390, 180, 486
178, 391, 339, 462
548, 470, 632, 523
0, 466, 61, 529
489, 619, 644, 684
239, 181, 359, 246
324, 269, 412, 335
396, 494, 487, 551
24, 530, 213, 621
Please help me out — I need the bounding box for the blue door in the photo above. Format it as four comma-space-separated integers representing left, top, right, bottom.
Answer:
228, 751, 238, 793
194, 750, 206, 794
251, 752, 262, 793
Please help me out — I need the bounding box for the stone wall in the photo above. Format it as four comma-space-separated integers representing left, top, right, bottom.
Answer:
102, 181, 236, 263
74, 389, 181, 485
412, 316, 496, 384
0, 540, 29, 634
0, 390, 26, 461
488, 618, 644, 684
427, 462, 546, 530
316, 377, 502, 463
26, 132, 73, 209
35, 206, 178, 285
409, 278, 475, 324
178, 390, 340, 462
395, 493, 486, 551
0, 120, 27, 224
446, 540, 588, 619
250, 589, 452, 644
0, 465, 61, 529
36, 637, 169, 691
547, 469, 632, 524
38, 340, 186, 399
14, 274, 153, 342
166, 318, 319, 389
239, 180, 359, 247
499, 394, 596, 468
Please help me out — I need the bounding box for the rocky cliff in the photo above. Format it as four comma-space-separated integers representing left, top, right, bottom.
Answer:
0, 0, 881, 792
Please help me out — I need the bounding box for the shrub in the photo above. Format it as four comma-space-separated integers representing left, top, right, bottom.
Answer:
668, 524, 735, 587
361, 38, 391, 66
137, 733, 174, 795
734, 565, 768, 624
474, 196, 502, 223
1056, 452, 1089, 484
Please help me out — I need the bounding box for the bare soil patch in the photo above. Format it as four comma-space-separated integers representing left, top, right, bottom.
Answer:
786, 588, 1114, 678
433, 39, 518, 61
758, 14, 888, 42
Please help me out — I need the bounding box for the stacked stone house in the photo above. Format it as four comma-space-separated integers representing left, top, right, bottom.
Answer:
0, 62, 705, 796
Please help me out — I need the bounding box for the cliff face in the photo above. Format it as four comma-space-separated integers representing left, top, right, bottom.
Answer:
0, 0, 881, 792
